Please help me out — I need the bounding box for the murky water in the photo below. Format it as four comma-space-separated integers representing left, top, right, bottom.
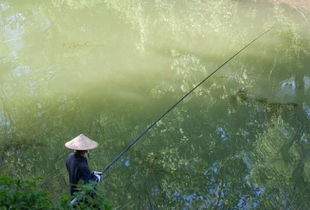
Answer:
0, 0, 309, 209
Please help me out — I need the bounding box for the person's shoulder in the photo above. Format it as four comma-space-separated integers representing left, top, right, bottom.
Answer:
66, 152, 75, 161
71, 153, 88, 163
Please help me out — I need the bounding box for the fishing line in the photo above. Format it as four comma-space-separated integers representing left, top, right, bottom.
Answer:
100, 27, 273, 176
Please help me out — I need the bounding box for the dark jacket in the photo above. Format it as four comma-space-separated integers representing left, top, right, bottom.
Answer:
66, 152, 98, 195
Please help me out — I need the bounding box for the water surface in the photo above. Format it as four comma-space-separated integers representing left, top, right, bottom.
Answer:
0, 0, 309, 209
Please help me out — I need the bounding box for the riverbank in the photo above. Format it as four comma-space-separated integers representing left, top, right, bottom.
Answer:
272, 0, 310, 10
272, 0, 310, 16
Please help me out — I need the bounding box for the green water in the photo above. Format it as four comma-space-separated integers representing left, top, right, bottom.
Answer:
1, 0, 310, 209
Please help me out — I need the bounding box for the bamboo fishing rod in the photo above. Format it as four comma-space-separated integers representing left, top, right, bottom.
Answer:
69, 28, 272, 206
100, 28, 272, 176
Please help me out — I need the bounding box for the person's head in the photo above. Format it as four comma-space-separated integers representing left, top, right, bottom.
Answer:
65, 134, 99, 153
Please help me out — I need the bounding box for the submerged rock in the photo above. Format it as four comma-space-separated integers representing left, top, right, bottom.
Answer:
230, 88, 298, 114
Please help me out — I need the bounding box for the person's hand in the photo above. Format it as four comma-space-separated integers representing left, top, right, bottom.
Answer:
93, 171, 103, 182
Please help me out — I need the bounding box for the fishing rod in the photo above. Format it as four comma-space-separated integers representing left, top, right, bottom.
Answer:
100, 28, 272, 176
69, 28, 272, 206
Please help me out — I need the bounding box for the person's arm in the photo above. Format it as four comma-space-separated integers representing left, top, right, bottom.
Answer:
79, 165, 99, 183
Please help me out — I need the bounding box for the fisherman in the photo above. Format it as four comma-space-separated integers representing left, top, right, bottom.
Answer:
65, 134, 103, 196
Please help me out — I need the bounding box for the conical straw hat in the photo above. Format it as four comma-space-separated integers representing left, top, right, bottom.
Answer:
65, 134, 98, 150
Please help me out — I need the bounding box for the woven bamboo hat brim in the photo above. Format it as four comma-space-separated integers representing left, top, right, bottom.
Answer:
65, 134, 98, 150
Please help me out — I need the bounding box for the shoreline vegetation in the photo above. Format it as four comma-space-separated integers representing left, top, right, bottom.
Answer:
0, 176, 112, 209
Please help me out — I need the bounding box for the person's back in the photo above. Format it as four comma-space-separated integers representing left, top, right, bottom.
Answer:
66, 151, 98, 195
